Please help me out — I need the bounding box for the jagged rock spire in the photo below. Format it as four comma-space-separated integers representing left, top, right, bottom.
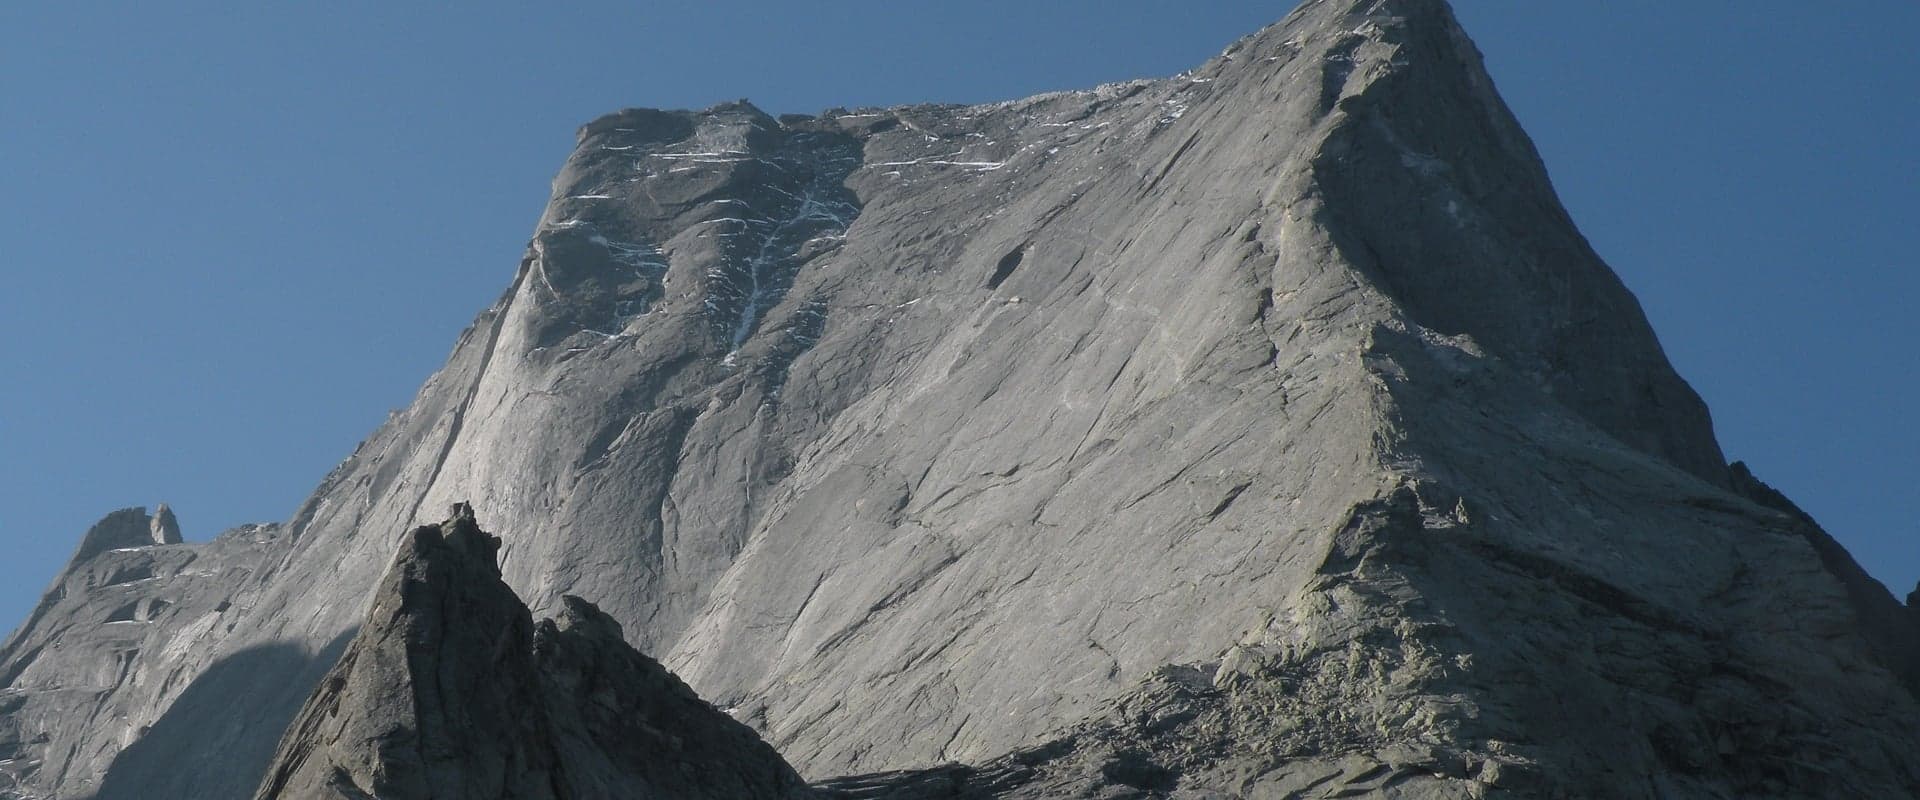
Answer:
252, 506, 812, 800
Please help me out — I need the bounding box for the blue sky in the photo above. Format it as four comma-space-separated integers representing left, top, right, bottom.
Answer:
0, 1, 1914, 627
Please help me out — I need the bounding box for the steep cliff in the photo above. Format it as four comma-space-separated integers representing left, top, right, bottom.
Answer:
4, 1, 1916, 798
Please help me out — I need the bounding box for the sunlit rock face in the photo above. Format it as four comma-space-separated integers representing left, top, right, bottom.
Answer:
6, 1, 1919, 798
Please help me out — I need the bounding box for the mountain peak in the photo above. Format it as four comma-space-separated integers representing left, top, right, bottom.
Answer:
69, 506, 174, 563
429, 500, 501, 576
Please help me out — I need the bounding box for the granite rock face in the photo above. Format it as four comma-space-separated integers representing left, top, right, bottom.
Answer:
252, 504, 812, 800
0, 509, 292, 799
5, 0, 1919, 798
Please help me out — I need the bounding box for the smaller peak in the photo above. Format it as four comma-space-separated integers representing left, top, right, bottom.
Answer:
1729, 462, 1814, 524
705, 97, 766, 116
409, 501, 501, 578
702, 99, 784, 137
257, 509, 813, 799
575, 107, 697, 146
443, 500, 477, 528
70, 507, 157, 564
556, 594, 625, 643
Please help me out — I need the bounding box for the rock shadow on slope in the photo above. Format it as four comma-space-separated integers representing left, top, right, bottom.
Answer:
92, 629, 357, 800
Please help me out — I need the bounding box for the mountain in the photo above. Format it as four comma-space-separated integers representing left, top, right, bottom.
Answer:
5, 0, 1918, 797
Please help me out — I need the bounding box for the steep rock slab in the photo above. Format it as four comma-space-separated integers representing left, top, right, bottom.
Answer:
669, 0, 1919, 792
660, 0, 1738, 775
252, 505, 812, 800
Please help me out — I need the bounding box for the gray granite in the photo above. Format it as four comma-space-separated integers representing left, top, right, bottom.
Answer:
4, 1, 1916, 797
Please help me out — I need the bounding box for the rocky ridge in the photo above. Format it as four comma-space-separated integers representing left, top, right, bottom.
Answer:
3, 0, 1918, 798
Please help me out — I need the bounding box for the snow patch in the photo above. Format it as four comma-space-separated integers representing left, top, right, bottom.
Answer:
701, 135, 861, 357
872, 154, 1004, 171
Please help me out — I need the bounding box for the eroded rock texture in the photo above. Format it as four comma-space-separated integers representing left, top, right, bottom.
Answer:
4, 0, 1918, 798
251, 505, 811, 800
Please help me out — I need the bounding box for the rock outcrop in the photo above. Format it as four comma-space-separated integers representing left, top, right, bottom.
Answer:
4, 0, 1918, 798
252, 504, 812, 800
66, 507, 164, 565
149, 504, 183, 546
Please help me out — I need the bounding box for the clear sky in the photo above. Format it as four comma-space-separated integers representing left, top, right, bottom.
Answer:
1, 2, 1914, 628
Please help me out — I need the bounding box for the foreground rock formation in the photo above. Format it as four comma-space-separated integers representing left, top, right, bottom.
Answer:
251, 505, 811, 800
5, 0, 1918, 797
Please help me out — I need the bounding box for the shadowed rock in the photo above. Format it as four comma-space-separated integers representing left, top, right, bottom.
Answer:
251, 504, 812, 800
